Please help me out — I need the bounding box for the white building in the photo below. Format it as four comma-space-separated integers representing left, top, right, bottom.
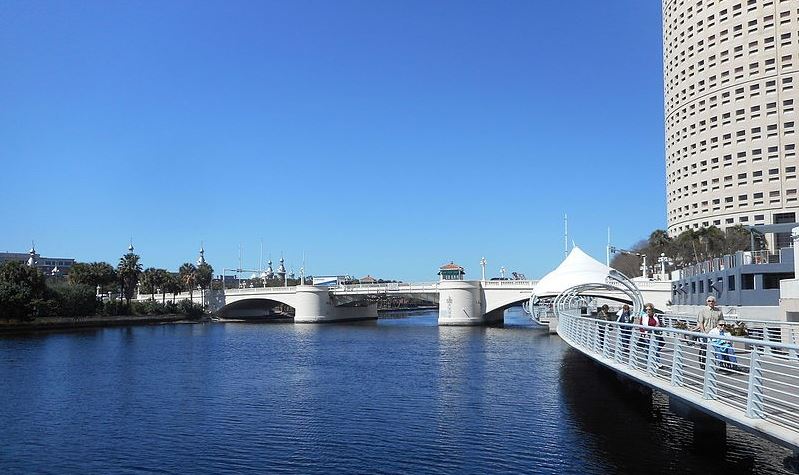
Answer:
664, 0, 799, 248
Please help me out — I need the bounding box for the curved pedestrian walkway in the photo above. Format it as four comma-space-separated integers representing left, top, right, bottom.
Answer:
557, 310, 799, 451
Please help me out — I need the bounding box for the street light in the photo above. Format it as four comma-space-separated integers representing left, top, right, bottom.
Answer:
480, 257, 487, 281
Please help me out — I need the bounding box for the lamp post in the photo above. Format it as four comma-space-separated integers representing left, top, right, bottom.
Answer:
657, 253, 672, 280
500, 266, 506, 279
480, 257, 487, 281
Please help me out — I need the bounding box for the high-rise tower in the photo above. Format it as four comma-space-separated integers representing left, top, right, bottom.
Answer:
663, 0, 799, 247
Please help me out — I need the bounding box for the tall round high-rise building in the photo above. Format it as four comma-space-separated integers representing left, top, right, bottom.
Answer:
663, 0, 799, 247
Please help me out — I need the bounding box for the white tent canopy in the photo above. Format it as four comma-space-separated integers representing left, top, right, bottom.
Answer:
533, 246, 615, 298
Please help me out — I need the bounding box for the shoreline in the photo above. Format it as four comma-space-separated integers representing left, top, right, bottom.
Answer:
0, 314, 199, 334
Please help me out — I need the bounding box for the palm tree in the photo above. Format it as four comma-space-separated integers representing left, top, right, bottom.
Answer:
163, 273, 182, 303
117, 253, 142, 306
141, 268, 158, 300
153, 268, 169, 304
179, 263, 197, 302
196, 263, 214, 308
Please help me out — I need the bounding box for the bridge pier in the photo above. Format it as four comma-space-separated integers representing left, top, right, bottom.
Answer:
438, 281, 485, 325
294, 286, 377, 323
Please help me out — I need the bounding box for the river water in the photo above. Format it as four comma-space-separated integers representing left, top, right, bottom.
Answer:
0, 308, 794, 474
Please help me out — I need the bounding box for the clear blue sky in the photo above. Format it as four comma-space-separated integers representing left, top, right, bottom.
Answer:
0, 0, 664, 281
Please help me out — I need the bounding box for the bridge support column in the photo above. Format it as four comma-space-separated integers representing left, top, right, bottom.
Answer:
294, 286, 378, 323
438, 281, 485, 325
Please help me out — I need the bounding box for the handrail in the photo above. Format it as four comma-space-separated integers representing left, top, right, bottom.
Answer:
481, 280, 538, 287
225, 286, 297, 294
557, 310, 799, 447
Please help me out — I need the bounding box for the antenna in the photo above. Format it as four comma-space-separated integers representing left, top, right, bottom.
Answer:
259, 239, 263, 274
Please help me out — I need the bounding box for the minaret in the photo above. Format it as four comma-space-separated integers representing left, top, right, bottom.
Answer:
277, 257, 286, 277
266, 260, 274, 279
277, 256, 287, 285
27, 243, 37, 268
197, 245, 206, 266
128, 239, 134, 254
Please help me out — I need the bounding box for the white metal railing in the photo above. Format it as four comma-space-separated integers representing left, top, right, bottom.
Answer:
558, 310, 799, 440
481, 280, 538, 287
225, 286, 297, 294
332, 282, 439, 293
660, 313, 799, 359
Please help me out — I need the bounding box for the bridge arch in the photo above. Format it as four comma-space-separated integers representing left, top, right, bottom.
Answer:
218, 298, 295, 319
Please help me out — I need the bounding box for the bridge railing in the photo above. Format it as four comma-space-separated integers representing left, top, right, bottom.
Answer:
660, 313, 799, 356
481, 280, 538, 287
332, 282, 439, 293
224, 286, 297, 294
558, 310, 799, 438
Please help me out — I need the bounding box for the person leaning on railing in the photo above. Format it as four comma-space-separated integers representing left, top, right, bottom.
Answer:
696, 295, 723, 370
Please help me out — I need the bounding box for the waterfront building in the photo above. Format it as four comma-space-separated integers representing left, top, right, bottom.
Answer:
438, 262, 465, 281
670, 245, 794, 318
0, 248, 75, 275
359, 275, 377, 284
663, 0, 799, 247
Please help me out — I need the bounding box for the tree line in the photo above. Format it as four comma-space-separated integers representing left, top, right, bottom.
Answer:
0, 251, 214, 321
610, 225, 768, 278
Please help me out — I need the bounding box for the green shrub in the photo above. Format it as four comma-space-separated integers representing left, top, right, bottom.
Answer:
178, 299, 205, 319
100, 300, 126, 317
164, 301, 179, 314
48, 283, 99, 318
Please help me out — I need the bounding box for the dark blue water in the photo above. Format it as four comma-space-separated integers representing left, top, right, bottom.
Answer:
0, 308, 794, 474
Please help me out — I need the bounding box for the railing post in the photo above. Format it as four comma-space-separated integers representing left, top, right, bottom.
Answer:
746, 349, 764, 419
647, 332, 657, 376
671, 333, 684, 387
629, 330, 639, 370
790, 327, 798, 361
702, 341, 718, 400
614, 323, 623, 364
602, 323, 611, 360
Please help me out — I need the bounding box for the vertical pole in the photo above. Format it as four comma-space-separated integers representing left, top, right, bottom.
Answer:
746, 349, 764, 418
702, 341, 718, 400
671, 333, 684, 387
647, 332, 657, 376
614, 322, 623, 364
607, 227, 611, 266
564, 213, 568, 259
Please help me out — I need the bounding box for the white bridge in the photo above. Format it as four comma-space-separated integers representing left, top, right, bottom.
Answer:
217, 280, 541, 324
150, 277, 672, 325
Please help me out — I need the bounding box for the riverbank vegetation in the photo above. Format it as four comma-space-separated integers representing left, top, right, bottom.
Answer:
0, 251, 212, 322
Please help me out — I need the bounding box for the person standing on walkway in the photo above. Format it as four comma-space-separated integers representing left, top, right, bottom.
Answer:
597, 304, 611, 350
697, 295, 723, 370
642, 303, 664, 368
616, 304, 633, 355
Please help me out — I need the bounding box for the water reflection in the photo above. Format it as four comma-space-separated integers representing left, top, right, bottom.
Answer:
558, 348, 792, 474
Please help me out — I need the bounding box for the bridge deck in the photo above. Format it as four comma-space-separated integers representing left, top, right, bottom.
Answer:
558, 312, 799, 451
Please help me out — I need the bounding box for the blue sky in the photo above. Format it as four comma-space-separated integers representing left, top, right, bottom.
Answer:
0, 1, 664, 281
